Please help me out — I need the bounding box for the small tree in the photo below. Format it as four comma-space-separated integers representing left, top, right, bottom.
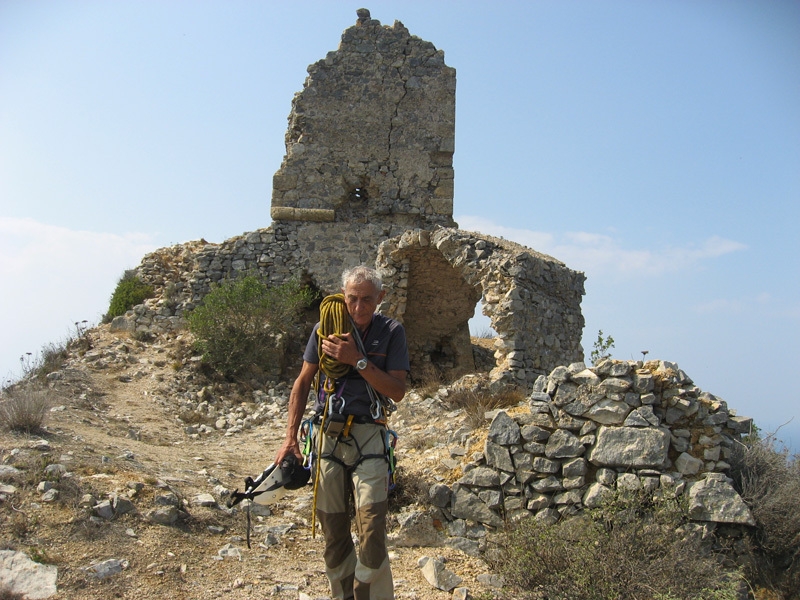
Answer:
590, 329, 615, 364
187, 275, 314, 381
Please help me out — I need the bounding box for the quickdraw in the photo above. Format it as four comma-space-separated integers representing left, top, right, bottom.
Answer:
386, 429, 398, 491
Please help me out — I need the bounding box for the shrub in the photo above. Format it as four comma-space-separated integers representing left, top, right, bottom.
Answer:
0, 386, 51, 433
103, 271, 154, 322
493, 490, 742, 600
729, 436, 800, 597
187, 275, 315, 381
590, 329, 615, 364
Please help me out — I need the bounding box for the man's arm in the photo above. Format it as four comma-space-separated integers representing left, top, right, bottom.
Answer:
320, 333, 407, 402
275, 360, 319, 464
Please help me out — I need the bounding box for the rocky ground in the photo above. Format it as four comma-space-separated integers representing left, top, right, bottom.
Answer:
0, 327, 501, 600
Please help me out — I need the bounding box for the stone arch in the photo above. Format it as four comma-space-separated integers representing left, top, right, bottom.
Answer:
400, 244, 482, 380
377, 227, 586, 387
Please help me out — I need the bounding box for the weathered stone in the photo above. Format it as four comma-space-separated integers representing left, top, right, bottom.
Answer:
0, 550, 58, 598
112, 495, 136, 515
600, 377, 632, 393
451, 488, 503, 528
532, 457, 560, 474
570, 369, 601, 386
147, 506, 178, 526
93, 500, 115, 520
687, 475, 755, 525
429, 483, 452, 508
520, 424, 551, 443
587, 426, 669, 468
562, 457, 587, 478
390, 510, 442, 547
675, 452, 704, 475
0, 465, 21, 479
583, 483, 614, 508
530, 476, 563, 493
419, 556, 463, 592
544, 429, 585, 459
584, 399, 631, 425
623, 405, 660, 427
192, 493, 217, 507
487, 411, 520, 445
85, 558, 128, 580
484, 440, 515, 472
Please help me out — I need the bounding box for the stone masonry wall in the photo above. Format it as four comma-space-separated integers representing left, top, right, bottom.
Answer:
377, 228, 585, 386
271, 8, 457, 232
427, 359, 755, 535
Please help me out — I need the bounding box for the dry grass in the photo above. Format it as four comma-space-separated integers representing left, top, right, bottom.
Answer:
0, 386, 51, 433
730, 437, 800, 598
445, 387, 525, 429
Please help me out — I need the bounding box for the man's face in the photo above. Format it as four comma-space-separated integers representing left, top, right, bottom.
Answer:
343, 280, 385, 330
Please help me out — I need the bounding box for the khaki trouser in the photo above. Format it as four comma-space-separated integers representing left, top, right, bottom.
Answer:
315, 422, 393, 600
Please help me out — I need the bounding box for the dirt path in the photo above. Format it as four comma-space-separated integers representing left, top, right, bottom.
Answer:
1, 327, 496, 599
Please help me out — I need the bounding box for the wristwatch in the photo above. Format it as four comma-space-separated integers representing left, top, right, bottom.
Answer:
355, 357, 368, 371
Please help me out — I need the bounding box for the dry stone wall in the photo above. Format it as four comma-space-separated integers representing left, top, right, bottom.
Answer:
429, 359, 755, 534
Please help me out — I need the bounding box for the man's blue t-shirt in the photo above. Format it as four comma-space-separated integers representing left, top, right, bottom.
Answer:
303, 313, 409, 417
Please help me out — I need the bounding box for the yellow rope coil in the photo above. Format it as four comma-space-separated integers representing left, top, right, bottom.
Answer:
317, 293, 352, 392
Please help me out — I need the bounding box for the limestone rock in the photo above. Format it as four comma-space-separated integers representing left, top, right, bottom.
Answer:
451, 487, 503, 528
419, 556, 463, 592
0, 550, 58, 599
687, 475, 755, 525
544, 429, 585, 459
587, 426, 669, 468
487, 411, 520, 445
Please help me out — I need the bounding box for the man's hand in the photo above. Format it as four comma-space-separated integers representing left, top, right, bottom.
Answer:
321, 332, 361, 366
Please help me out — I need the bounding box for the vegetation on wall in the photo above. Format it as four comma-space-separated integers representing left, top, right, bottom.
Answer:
590, 329, 615, 364
103, 271, 154, 323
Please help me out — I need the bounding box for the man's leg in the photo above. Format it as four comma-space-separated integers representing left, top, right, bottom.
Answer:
316, 436, 357, 600
351, 425, 393, 600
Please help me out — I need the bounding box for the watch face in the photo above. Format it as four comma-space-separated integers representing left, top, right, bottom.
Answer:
357, 358, 367, 370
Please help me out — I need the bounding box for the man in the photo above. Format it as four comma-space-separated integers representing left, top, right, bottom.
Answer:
276, 265, 409, 600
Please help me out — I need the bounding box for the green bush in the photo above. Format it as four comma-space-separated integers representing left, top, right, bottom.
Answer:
103, 271, 154, 322
187, 275, 314, 381
493, 490, 742, 600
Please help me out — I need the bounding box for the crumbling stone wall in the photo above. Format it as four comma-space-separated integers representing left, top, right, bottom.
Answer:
113, 9, 586, 384
271, 8, 456, 228
428, 360, 755, 533
377, 228, 585, 386
269, 8, 457, 290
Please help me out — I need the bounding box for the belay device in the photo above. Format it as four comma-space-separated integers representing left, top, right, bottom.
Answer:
227, 454, 310, 547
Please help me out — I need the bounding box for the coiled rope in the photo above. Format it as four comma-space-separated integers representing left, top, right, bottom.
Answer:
317, 293, 352, 393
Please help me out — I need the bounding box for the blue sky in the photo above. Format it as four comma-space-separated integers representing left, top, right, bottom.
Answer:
2, 1, 798, 449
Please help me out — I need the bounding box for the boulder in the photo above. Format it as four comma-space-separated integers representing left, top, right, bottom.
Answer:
686, 474, 755, 525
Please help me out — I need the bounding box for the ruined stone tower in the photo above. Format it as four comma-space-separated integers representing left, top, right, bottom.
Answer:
272, 8, 456, 228
125, 9, 587, 386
